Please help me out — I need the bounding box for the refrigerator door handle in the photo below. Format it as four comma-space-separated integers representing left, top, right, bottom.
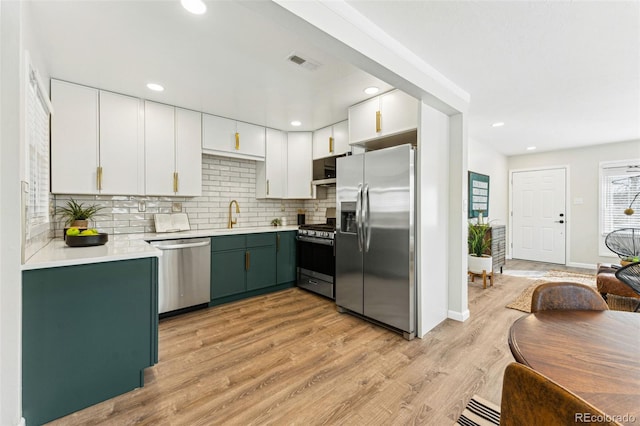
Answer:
356, 183, 363, 252
364, 184, 371, 252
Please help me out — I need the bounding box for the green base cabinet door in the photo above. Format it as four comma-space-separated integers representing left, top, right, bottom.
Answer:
211, 248, 246, 298
246, 245, 277, 291
276, 231, 297, 284
22, 258, 158, 426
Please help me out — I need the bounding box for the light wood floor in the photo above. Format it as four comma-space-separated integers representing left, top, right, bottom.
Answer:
49, 260, 595, 425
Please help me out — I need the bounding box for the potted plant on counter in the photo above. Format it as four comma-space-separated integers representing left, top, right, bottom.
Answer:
56, 198, 104, 231
468, 220, 492, 276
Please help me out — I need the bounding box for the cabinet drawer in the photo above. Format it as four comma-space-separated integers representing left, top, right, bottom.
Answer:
247, 233, 276, 248
211, 235, 245, 252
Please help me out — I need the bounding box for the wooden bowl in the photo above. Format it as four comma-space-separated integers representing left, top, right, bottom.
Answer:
65, 233, 109, 247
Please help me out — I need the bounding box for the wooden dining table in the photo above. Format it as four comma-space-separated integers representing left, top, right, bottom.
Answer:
508, 310, 640, 426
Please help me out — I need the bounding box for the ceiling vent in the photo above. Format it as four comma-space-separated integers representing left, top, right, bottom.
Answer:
286, 52, 321, 71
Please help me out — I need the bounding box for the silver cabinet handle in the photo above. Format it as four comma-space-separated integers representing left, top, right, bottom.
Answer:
153, 241, 210, 250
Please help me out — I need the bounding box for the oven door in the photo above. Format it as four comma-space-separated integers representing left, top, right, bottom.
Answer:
296, 236, 335, 299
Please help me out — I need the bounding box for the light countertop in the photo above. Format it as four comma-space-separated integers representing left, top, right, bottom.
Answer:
22, 225, 300, 271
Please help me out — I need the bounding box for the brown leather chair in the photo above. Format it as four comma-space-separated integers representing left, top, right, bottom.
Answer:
530, 281, 609, 313
500, 362, 620, 426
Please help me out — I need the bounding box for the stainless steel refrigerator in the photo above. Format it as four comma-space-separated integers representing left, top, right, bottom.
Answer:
336, 144, 416, 340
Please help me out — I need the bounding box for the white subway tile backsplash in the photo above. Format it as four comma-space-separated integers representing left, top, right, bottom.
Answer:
52, 154, 335, 237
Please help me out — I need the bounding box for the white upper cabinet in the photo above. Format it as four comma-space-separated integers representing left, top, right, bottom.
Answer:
332, 120, 349, 155
51, 80, 100, 194
174, 108, 202, 196
348, 89, 418, 145
256, 128, 286, 199
313, 120, 349, 160
99, 91, 144, 195
202, 114, 265, 161
51, 80, 144, 195
145, 101, 202, 196
286, 132, 314, 199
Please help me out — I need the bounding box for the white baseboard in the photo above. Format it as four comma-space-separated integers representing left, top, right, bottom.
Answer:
448, 309, 470, 322
566, 261, 598, 271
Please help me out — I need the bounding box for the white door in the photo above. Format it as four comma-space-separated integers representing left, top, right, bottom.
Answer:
379, 90, 418, 137
50, 80, 99, 194
265, 128, 286, 198
286, 132, 313, 199
144, 101, 175, 196
99, 91, 144, 195
348, 97, 379, 144
175, 108, 202, 196
512, 168, 566, 264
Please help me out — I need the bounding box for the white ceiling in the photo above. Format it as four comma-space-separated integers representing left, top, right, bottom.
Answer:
27, 1, 640, 156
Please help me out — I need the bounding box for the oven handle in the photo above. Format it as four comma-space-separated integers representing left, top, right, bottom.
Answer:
296, 236, 335, 246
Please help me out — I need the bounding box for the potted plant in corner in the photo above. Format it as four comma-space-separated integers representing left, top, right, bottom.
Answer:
468, 219, 492, 276
56, 198, 104, 235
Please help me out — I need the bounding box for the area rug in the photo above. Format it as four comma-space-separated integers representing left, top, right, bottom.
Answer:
455, 394, 500, 426
505, 270, 638, 313
505, 270, 596, 313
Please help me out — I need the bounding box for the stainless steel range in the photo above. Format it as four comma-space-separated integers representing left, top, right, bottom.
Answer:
296, 219, 336, 299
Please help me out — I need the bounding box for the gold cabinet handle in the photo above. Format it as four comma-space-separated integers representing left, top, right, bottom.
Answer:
329, 136, 334, 153
245, 251, 250, 270
235, 132, 240, 150
267, 179, 270, 195
97, 166, 103, 190
276, 234, 280, 252
310, 182, 313, 197
375, 111, 381, 133
173, 172, 179, 193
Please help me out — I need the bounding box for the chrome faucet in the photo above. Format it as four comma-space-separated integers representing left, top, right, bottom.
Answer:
228, 200, 240, 229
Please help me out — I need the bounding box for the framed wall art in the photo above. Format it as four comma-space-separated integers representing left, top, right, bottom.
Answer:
468, 171, 490, 219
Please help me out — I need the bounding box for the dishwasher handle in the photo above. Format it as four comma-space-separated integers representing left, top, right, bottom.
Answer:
152, 240, 210, 250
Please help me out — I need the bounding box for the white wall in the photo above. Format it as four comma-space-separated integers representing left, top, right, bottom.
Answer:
417, 103, 451, 335
468, 138, 509, 227
508, 139, 640, 267
1, 1, 25, 424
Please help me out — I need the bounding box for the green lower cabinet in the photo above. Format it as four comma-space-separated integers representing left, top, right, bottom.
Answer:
211, 248, 247, 298
210, 232, 293, 306
246, 245, 277, 291
22, 257, 158, 426
276, 231, 297, 285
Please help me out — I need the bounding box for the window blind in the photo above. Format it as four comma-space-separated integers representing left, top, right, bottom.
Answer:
25, 66, 51, 237
600, 162, 640, 236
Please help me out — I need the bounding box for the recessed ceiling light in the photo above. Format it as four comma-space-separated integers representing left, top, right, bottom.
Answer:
526, 146, 537, 151
364, 86, 379, 95
291, 120, 302, 127
146, 83, 164, 92
181, 0, 206, 15
492, 122, 505, 127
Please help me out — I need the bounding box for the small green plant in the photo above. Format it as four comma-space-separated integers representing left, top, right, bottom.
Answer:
56, 198, 104, 226
468, 222, 491, 257
271, 218, 282, 226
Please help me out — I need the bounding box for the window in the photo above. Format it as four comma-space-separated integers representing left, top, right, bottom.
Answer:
599, 160, 640, 255
24, 59, 52, 240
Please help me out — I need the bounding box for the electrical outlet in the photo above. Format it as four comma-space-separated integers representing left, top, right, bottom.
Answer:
138, 200, 146, 212
172, 202, 182, 212
280, 202, 285, 212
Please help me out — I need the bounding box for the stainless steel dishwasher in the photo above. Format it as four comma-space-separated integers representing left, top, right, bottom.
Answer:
150, 237, 211, 315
